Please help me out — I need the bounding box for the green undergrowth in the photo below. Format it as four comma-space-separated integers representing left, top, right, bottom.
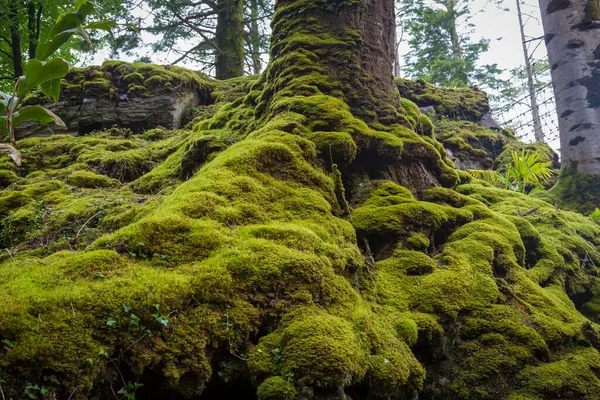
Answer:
1, 8, 600, 400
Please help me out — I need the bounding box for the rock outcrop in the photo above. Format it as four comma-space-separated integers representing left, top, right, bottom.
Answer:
16, 61, 214, 139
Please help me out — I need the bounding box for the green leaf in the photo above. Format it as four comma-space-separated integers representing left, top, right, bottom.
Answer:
106, 316, 117, 327
36, 32, 72, 61
49, 13, 84, 37
77, 1, 96, 19
12, 106, 66, 129
122, 304, 132, 313
25, 58, 69, 91
1, 339, 14, 348
85, 21, 117, 32
40, 79, 62, 103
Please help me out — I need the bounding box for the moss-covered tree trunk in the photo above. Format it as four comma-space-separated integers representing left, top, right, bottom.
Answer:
267, 0, 402, 125
215, 0, 245, 79
538, 0, 600, 211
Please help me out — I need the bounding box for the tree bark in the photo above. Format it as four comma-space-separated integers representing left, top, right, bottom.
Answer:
248, 0, 263, 75
8, 2, 23, 78
539, 0, 600, 173
27, 1, 42, 60
517, 0, 544, 143
215, 0, 245, 79
268, 0, 401, 125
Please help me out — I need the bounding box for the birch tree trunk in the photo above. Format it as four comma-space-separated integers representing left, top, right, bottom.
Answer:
539, 0, 600, 173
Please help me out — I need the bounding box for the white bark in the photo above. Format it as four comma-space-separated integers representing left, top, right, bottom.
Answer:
538, 0, 600, 174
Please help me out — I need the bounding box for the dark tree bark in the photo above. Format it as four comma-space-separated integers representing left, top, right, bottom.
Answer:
248, 0, 262, 75
27, 1, 42, 60
215, 0, 245, 79
8, 2, 23, 78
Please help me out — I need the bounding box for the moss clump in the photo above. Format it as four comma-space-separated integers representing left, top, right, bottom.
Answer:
61, 61, 214, 101
396, 77, 490, 121
67, 170, 118, 188
535, 167, 600, 214
257, 376, 297, 400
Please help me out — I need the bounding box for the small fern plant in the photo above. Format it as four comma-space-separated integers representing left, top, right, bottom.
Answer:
468, 150, 554, 194
591, 208, 600, 224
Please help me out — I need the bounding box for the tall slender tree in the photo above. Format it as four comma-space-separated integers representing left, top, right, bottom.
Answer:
401, 0, 503, 89
538, 0, 600, 210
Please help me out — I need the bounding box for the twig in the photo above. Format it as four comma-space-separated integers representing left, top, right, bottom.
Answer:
0, 380, 6, 400
75, 211, 102, 238
4, 249, 14, 263
123, 333, 148, 353
70, 301, 76, 318
67, 385, 83, 400
519, 207, 539, 217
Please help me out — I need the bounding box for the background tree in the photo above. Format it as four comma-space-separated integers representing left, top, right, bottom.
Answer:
138, 0, 273, 78
535, 0, 600, 211
401, 0, 504, 89
0, 0, 130, 87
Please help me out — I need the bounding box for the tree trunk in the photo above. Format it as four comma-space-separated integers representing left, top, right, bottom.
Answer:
248, 0, 262, 75
539, 0, 600, 173
215, 0, 245, 79
8, 2, 23, 78
517, 0, 544, 143
268, 0, 401, 125
27, 1, 42, 60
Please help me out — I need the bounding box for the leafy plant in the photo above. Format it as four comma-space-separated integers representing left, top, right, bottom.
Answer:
591, 208, 600, 223
117, 381, 143, 400
0, 1, 113, 166
468, 150, 554, 193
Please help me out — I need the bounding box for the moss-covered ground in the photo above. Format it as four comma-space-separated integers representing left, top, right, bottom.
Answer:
1, 22, 600, 400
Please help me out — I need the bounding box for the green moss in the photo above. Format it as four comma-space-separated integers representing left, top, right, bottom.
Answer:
535, 167, 600, 214
67, 171, 118, 188
396, 77, 490, 122
61, 61, 214, 101
257, 376, 296, 400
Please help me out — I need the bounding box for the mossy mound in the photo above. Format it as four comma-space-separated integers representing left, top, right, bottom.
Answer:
396, 77, 490, 122
59, 60, 214, 101
1, 8, 600, 399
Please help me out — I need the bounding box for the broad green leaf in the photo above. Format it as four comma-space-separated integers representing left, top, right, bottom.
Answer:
40, 79, 62, 103
85, 21, 117, 32
77, 1, 96, 19
35, 32, 71, 61
16, 76, 28, 98
12, 106, 66, 129
25, 58, 69, 91
49, 13, 83, 37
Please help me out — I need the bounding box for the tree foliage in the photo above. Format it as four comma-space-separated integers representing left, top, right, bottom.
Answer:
134, 0, 273, 76
401, 0, 503, 89
0, 0, 130, 88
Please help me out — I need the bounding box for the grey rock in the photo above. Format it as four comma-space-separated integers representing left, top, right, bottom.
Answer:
15, 91, 201, 139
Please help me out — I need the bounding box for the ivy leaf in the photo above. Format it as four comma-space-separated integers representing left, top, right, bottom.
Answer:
106, 316, 116, 327
1, 339, 14, 348
122, 304, 132, 313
